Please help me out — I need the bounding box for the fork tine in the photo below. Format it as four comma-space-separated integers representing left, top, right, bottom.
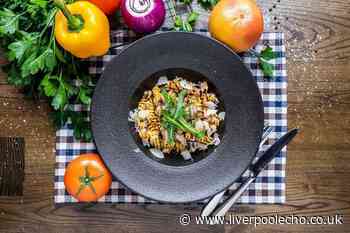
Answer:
260, 126, 273, 147
263, 122, 269, 131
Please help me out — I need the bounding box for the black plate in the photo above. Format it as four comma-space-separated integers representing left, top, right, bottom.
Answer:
91, 32, 264, 203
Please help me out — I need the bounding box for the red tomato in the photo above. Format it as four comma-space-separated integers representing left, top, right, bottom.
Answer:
209, 0, 264, 52
87, 0, 122, 15
64, 153, 112, 202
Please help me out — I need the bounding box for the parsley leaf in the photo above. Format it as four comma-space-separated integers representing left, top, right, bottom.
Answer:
5, 63, 32, 87
173, 12, 199, 32
259, 46, 277, 77
21, 52, 38, 77
180, 0, 193, 4
50, 109, 92, 141
30, 0, 48, 9
78, 87, 92, 105
198, 0, 218, 10
40, 74, 59, 97
249, 46, 277, 77
70, 111, 93, 141
260, 59, 274, 77
45, 49, 57, 71
7, 40, 32, 62
260, 46, 276, 61
21, 48, 56, 77
61, 78, 78, 97
174, 16, 183, 30
187, 11, 199, 24
51, 81, 68, 110
0, 9, 19, 35
50, 110, 70, 128
55, 45, 66, 63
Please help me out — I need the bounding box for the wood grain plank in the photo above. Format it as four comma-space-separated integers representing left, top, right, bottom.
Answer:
257, 0, 350, 60
0, 201, 224, 233
0, 137, 24, 196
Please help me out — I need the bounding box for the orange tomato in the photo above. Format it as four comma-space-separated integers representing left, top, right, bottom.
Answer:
209, 0, 264, 52
87, 0, 122, 15
64, 153, 112, 202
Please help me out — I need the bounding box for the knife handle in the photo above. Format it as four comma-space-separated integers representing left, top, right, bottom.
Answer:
212, 177, 255, 217
200, 190, 226, 217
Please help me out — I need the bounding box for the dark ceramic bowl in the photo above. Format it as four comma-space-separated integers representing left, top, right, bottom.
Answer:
91, 32, 264, 203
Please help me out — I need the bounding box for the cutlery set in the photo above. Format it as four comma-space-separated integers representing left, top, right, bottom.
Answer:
201, 125, 298, 217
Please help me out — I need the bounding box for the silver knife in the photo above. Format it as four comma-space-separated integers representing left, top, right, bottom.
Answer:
200, 125, 273, 217
211, 128, 298, 217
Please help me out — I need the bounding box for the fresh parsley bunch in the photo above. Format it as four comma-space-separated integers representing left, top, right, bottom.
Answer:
0, 0, 94, 141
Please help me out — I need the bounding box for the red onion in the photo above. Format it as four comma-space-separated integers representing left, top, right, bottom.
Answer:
121, 0, 165, 33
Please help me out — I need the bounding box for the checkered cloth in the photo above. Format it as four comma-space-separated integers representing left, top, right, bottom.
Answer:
54, 29, 287, 204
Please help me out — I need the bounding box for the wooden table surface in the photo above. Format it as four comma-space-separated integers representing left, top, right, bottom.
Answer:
0, 0, 349, 232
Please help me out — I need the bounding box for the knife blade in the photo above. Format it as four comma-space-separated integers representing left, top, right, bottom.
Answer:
250, 128, 298, 176
211, 128, 299, 217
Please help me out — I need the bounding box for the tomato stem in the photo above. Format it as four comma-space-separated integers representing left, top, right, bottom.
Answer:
75, 165, 104, 198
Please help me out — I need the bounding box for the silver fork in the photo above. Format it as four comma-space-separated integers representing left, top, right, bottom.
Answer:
200, 123, 273, 217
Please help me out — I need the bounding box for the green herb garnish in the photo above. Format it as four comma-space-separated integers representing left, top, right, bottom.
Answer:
166, 124, 175, 145
161, 90, 176, 144
162, 90, 205, 143
162, 107, 205, 140
174, 90, 187, 118
161, 89, 175, 112
249, 46, 277, 77
173, 11, 199, 32
161, 89, 189, 144
168, 0, 199, 32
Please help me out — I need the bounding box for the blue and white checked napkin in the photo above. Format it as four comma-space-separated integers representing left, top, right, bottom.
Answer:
54, 28, 287, 204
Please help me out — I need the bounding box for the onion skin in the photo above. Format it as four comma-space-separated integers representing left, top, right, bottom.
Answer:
121, 0, 165, 33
